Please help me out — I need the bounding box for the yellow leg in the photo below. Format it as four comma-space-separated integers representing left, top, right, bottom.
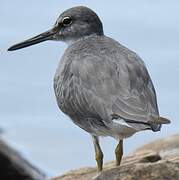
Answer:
115, 140, 123, 166
92, 136, 103, 172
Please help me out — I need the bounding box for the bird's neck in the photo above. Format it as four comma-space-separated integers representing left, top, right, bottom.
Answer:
65, 33, 103, 46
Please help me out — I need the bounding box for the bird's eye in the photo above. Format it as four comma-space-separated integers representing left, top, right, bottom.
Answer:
62, 17, 72, 26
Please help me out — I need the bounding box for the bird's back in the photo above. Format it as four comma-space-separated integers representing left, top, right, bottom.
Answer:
54, 35, 168, 136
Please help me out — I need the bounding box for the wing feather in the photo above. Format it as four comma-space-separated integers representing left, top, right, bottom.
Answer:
70, 49, 159, 125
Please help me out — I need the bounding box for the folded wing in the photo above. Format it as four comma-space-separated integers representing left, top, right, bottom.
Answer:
67, 46, 170, 131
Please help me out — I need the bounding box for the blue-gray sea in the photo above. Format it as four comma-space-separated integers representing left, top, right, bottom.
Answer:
1, 0, 178, 178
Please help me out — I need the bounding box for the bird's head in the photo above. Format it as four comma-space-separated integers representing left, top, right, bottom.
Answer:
8, 6, 103, 51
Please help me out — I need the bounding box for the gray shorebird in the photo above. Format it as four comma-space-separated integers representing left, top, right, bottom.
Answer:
8, 6, 170, 172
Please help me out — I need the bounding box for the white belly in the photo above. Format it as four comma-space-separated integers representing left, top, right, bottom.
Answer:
109, 119, 137, 140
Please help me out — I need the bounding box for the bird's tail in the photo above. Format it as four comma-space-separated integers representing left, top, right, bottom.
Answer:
148, 115, 171, 124
148, 115, 171, 132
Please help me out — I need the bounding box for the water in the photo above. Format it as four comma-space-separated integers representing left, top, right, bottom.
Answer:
1, 0, 179, 178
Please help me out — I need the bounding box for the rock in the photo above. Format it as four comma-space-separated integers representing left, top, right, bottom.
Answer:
0, 137, 46, 180
52, 134, 179, 180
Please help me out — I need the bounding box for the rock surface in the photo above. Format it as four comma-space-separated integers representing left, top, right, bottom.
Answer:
0, 137, 46, 180
52, 134, 179, 180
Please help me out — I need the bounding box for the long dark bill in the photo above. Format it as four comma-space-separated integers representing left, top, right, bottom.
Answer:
8, 29, 56, 51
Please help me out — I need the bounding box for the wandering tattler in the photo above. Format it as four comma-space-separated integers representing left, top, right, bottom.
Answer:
8, 6, 170, 172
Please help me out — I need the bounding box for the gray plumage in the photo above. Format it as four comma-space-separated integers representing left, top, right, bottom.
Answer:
8, 6, 170, 171
54, 35, 157, 138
